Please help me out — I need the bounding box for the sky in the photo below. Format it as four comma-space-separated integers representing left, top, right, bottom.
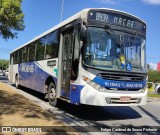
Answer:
0, 0, 160, 69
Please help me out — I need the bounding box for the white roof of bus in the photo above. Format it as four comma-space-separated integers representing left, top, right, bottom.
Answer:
11, 8, 145, 53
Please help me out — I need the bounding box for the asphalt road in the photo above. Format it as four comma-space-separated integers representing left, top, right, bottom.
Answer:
0, 75, 160, 135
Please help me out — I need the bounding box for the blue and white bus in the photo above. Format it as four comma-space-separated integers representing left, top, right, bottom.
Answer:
9, 8, 147, 106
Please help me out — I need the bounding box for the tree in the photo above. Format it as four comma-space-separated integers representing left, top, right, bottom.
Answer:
0, 0, 25, 40
0, 59, 9, 70
147, 64, 151, 70
148, 70, 160, 83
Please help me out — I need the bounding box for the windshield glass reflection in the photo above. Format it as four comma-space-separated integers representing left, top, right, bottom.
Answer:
83, 27, 146, 73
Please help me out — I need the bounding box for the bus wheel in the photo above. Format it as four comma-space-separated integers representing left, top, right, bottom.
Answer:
15, 76, 20, 89
157, 88, 160, 94
48, 82, 57, 106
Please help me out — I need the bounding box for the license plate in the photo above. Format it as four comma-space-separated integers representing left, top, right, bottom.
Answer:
120, 96, 131, 101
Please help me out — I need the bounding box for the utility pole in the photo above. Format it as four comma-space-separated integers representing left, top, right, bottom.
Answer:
60, 0, 64, 22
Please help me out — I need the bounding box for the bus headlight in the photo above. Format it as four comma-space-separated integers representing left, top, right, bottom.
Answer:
83, 76, 106, 92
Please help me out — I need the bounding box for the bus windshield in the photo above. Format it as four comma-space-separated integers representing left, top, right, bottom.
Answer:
83, 27, 146, 73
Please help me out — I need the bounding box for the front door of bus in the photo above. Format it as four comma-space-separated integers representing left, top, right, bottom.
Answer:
61, 31, 74, 98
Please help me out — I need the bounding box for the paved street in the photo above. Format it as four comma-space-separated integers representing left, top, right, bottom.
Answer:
0, 75, 160, 135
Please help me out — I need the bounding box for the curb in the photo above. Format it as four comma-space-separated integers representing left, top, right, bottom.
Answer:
147, 97, 160, 102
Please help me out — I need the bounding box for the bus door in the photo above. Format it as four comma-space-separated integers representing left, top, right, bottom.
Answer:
61, 30, 74, 98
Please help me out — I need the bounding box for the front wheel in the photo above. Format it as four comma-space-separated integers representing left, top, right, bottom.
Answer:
157, 87, 160, 94
48, 82, 58, 106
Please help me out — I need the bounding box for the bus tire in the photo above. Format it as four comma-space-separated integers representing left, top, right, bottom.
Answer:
15, 76, 20, 89
48, 82, 57, 106
157, 87, 160, 94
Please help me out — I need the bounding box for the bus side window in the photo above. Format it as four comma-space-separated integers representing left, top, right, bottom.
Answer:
22, 47, 28, 63
19, 49, 22, 63
28, 43, 36, 62
13, 51, 19, 64
36, 37, 46, 61
45, 30, 59, 59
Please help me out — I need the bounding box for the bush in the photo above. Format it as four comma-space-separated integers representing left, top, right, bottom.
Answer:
148, 83, 153, 88
148, 70, 160, 83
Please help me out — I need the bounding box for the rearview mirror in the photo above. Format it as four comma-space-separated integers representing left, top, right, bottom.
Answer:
76, 18, 87, 42
80, 24, 87, 42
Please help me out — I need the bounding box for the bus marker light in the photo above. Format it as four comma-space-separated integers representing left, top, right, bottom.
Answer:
72, 86, 76, 90
83, 77, 89, 81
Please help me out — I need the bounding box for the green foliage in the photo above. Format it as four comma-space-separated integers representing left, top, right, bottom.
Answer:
148, 93, 160, 98
148, 70, 160, 83
148, 83, 153, 88
0, 0, 25, 39
0, 59, 9, 70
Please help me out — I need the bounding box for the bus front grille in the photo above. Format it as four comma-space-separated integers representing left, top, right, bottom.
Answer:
98, 73, 146, 82
106, 98, 142, 104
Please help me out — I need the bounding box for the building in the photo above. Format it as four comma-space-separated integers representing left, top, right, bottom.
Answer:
157, 62, 160, 71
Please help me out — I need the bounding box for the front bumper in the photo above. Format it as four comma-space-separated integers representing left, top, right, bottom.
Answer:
80, 84, 147, 106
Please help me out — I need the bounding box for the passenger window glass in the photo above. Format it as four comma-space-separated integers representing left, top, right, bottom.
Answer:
45, 30, 59, 59
36, 37, 46, 61
13, 51, 19, 64
28, 43, 36, 62
19, 49, 22, 63
22, 47, 28, 63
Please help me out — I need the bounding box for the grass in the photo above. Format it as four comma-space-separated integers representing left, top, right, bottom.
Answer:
148, 86, 154, 92
147, 85, 160, 98
0, 82, 79, 135
148, 93, 160, 98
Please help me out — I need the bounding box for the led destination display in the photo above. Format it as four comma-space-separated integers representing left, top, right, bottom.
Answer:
88, 10, 146, 33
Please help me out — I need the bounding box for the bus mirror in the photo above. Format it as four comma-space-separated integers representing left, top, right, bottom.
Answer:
76, 18, 87, 42
80, 24, 87, 42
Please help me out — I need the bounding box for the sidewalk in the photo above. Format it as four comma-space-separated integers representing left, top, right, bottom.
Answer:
0, 82, 79, 135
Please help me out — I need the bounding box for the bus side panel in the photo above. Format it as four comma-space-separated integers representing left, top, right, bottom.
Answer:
34, 60, 58, 92
19, 60, 57, 93
34, 61, 49, 93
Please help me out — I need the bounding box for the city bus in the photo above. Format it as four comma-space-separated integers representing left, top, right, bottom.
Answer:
9, 8, 147, 107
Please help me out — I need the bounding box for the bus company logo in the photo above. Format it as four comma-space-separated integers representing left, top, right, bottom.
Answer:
21, 64, 34, 73
121, 77, 131, 81
2, 127, 11, 132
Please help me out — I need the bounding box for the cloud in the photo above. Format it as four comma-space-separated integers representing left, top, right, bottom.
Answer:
149, 62, 157, 70
94, 0, 117, 5
142, 0, 160, 5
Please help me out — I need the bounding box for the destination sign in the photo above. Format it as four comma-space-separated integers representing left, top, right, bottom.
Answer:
88, 10, 146, 33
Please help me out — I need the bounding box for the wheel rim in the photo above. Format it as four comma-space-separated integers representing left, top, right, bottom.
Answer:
49, 88, 56, 101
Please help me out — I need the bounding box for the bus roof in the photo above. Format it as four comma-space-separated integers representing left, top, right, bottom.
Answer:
11, 8, 146, 53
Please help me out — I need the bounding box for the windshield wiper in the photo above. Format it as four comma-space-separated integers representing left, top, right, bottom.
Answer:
105, 25, 123, 48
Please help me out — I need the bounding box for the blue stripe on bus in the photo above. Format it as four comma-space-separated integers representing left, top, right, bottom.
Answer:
19, 62, 57, 93
93, 76, 146, 89
61, 84, 84, 104
70, 84, 84, 104
61, 89, 70, 98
